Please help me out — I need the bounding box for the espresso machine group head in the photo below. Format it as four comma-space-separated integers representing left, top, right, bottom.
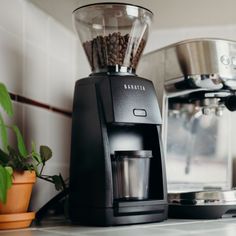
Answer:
163, 39, 236, 114
69, 3, 168, 226
139, 38, 236, 219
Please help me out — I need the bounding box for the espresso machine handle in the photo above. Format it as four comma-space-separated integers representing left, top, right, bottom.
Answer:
225, 96, 236, 111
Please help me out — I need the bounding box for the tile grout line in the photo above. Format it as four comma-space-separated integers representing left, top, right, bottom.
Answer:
10, 92, 72, 117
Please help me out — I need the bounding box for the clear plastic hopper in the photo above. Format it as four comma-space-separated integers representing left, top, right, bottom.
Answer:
73, 3, 153, 74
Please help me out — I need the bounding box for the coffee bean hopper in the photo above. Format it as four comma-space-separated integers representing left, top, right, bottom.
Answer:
139, 38, 236, 219
69, 3, 168, 226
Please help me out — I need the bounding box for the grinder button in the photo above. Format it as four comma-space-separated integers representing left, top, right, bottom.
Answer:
133, 109, 147, 117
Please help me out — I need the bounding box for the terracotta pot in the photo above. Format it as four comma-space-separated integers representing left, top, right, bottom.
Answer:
0, 212, 35, 230
0, 170, 36, 214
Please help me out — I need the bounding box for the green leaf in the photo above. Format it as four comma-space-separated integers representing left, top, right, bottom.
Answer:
11, 125, 27, 157
30, 163, 39, 175
32, 151, 42, 164
31, 142, 42, 163
40, 146, 52, 164
7, 146, 24, 170
4, 166, 13, 189
0, 83, 13, 117
31, 141, 36, 153
51, 175, 64, 191
0, 113, 8, 152
5, 166, 13, 176
0, 165, 8, 203
0, 148, 9, 165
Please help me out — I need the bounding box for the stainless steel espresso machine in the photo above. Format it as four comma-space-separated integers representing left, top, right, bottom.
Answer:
69, 3, 168, 226
138, 38, 236, 218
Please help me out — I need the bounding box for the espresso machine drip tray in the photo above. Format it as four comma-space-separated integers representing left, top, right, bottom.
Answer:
168, 190, 236, 219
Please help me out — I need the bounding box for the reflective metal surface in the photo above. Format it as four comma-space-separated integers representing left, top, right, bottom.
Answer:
112, 151, 152, 200
138, 38, 236, 218
138, 38, 235, 193
168, 190, 236, 205
162, 38, 236, 92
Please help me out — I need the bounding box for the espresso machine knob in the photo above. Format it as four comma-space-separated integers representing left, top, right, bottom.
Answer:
202, 107, 212, 115
225, 96, 236, 111
215, 106, 224, 116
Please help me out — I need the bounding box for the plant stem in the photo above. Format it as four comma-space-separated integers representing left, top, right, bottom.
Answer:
37, 175, 54, 184
39, 163, 45, 176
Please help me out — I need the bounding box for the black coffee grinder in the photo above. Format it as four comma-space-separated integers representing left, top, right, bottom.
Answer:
69, 3, 168, 226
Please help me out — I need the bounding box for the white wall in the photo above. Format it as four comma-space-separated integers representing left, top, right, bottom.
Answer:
146, 24, 236, 53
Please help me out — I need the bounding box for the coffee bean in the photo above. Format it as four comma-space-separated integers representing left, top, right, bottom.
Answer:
82, 32, 146, 72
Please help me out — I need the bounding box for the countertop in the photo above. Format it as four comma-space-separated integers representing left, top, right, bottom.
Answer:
1, 218, 236, 236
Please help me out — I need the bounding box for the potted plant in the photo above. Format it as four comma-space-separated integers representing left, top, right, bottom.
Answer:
0, 82, 65, 229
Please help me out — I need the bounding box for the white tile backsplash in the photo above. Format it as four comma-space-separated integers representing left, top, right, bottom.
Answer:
0, 29, 23, 94
75, 40, 90, 78
23, 41, 49, 103
0, 0, 23, 37
23, 104, 50, 149
47, 110, 71, 171
24, 1, 49, 51
48, 17, 75, 65
48, 56, 74, 110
